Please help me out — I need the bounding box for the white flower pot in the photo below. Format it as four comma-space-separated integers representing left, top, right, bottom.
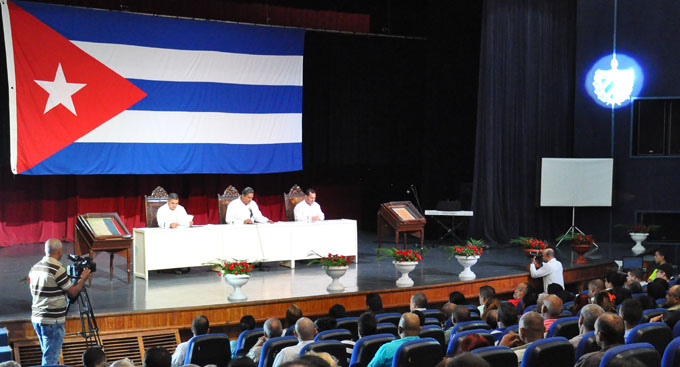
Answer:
393, 261, 418, 287
455, 255, 480, 280
324, 266, 348, 292
629, 232, 649, 254
225, 274, 250, 301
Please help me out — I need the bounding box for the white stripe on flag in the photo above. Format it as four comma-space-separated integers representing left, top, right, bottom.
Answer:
77, 111, 302, 144
72, 41, 304, 86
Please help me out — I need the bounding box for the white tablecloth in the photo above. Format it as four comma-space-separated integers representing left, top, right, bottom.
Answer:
133, 219, 358, 279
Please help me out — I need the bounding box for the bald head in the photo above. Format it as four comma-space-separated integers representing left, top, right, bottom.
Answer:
264, 318, 282, 339
543, 248, 554, 260
519, 311, 545, 343
294, 317, 315, 341
398, 313, 421, 337
543, 294, 563, 318
589, 279, 605, 296
45, 238, 62, 257
442, 302, 456, 321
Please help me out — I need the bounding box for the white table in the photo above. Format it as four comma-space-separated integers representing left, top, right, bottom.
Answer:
133, 219, 358, 280
424, 210, 473, 241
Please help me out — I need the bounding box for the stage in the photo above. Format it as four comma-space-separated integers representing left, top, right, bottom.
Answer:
0, 230, 646, 345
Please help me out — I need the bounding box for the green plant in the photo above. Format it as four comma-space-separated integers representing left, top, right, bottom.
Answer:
446, 238, 485, 258
510, 237, 550, 250
203, 259, 254, 276
308, 253, 355, 267
377, 248, 422, 262
555, 233, 594, 246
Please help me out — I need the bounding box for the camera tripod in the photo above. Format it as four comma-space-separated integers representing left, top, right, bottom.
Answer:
66, 279, 102, 347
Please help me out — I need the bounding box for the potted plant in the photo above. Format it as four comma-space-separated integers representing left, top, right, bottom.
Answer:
205, 259, 255, 301
308, 253, 355, 292
378, 248, 422, 287
511, 237, 550, 270
616, 224, 660, 254
556, 233, 594, 264
446, 239, 485, 280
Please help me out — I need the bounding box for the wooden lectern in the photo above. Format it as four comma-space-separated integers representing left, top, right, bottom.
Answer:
75, 213, 133, 283
377, 201, 426, 253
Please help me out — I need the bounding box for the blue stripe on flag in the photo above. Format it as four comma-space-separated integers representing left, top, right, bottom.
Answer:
14, 0, 305, 55
23, 143, 303, 175
128, 80, 302, 113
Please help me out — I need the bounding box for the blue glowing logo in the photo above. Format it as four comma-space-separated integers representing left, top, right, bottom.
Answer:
586, 53, 643, 108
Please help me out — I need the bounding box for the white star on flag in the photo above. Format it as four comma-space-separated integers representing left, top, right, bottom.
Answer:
34, 63, 86, 116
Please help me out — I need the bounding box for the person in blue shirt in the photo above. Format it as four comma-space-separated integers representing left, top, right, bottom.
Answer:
367, 312, 421, 367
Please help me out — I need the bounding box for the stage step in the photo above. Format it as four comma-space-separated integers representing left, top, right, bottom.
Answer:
13, 329, 180, 367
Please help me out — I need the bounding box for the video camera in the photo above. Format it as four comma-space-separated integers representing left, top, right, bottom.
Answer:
66, 254, 97, 279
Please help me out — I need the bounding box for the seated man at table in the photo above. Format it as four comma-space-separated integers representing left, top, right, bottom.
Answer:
225, 187, 273, 224
156, 193, 193, 228
294, 188, 325, 222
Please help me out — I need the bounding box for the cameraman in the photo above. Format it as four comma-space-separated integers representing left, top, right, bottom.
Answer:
529, 248, 564, 293
29, 238, 91, 365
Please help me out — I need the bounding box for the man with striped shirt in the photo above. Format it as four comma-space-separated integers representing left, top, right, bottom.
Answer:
29, 239, 91, 365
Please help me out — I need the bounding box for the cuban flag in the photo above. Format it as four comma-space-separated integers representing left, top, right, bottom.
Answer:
1, 0, 304, 175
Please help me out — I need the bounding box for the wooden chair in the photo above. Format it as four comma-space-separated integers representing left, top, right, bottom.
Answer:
144, 186, 168, 228
284, 184, 305, 221
218, 186, 240, 224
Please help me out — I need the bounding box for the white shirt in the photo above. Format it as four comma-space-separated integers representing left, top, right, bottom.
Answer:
530, 258, 564, 292
171, 341, 189, 367
272, 340, 313, 367
156, 203, 192, 228
294, 201, 325, 221
225, 198, 270, 224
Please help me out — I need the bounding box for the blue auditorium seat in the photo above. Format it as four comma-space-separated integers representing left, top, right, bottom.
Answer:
392, 337, 442, 367
183, 333, 231, 367
349, 333, 394, 367
600, 342, 659, 367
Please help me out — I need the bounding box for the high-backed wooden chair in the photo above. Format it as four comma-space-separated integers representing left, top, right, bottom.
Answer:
218, 186, 240, 224
144, 186, 168, 228
284, 184, 305, 221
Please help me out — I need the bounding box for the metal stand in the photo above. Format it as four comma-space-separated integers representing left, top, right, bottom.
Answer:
66, 282, 102, 347
555, 207, 599, 248
432, 216, 463, 242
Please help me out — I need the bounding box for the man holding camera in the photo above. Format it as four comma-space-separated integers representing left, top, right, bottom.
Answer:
29, 238, 91, 365
529, 248, 564, 293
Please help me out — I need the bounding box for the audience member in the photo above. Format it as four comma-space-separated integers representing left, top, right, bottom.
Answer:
574, 313, 625, 367
541, 294, 563, 330
588, 279, 605, 297
285, 304, 303, 334
367, 313, 421, 367
328, 304, 346, 319
619, 298, 642, 338
412, 310, 426, 326
521, 290, 538, 309
228, 357, 256, 367
300, 352, 336, 367
273, 317, 316, 367
499, 311, 545, 363
313, 316, 337, 333
230, 315, 256, 354
497, 302, 519, 329
657, 310, 680, 329
624, 280, 642, 295
144, 347, 171, 367
647, 278, 669, 300
648, 249, 671, 281
455, 333, 492, 355
171, 315, 209, 367
484, 309, 498, 329
449, 291, 466, 305
637, 295, 657, 310
569, 304, 604, 348
536, 293, 549, 312
664, 285, 680, 310
481, 297, 500, 325
509, 282, 530, 307
366, 293, 383, 314
0, 362, 21, 367
478, 286, 495, 314
341, 311, 378, 361
445, 306, 472, 343
410, 292, 428, 311
442, 302, 457, 329
547, 283, 573, 304
626, 267, 646, 287
247, 318, 283, 364
447, 353, 490, 367
83, 346, 107, 367
593, 291, 617, 313
110, 358, 135, 367
572, 294, 591, 315
657, 263, 675, 282
605, 271, 632, 305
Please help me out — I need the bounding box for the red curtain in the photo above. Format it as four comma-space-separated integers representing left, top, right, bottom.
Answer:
0, 172, 361, 246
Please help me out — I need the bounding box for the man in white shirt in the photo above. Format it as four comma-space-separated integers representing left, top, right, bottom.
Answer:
529, 248, 564, 292
293, 188, 325, 222
225, 187, 273, 224
171, 315, 209, 367
272, 317, 315, 367
156, 193, 193, 228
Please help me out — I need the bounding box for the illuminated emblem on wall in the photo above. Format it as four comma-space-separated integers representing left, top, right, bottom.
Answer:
586, 53, 643, 109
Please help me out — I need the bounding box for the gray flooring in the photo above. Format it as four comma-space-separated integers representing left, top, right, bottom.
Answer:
0, 231, 647, 321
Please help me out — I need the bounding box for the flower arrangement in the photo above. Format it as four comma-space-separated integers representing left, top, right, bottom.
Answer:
510, 237, 550, 250
308, 253, 356, 267
447, 239, 485, 258
615, 224, 660, 234
556, 233, 595, 246
377, 248, 423, 262
204, 259, 254, 276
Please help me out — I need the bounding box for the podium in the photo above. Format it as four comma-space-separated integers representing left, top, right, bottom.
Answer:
75, 213, 133, 283
377, 201, 426, 253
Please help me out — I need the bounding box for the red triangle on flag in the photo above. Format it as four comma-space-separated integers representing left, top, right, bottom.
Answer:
9, 1, 147, 173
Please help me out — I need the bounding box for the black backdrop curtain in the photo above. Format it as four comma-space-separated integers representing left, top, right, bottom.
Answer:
470, 0, 576, 244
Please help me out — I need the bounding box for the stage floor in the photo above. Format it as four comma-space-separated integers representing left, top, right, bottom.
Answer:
0, 231, 651, 322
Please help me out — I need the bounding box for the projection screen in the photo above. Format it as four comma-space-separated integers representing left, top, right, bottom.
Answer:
540, 158, 613, 207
